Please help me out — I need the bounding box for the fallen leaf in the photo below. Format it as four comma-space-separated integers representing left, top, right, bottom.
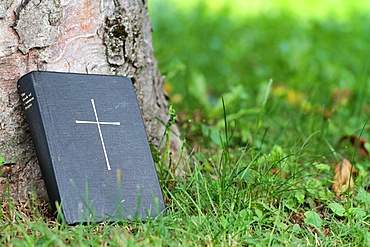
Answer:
332, 159, 358, 196
271, 167, 286, 179
322, 228, 330, 236
339, 135, 370, 158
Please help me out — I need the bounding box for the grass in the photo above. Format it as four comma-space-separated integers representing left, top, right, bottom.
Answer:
2, 0, 370, 245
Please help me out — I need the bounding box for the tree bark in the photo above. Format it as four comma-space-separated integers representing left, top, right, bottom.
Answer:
0, 0, 179, 206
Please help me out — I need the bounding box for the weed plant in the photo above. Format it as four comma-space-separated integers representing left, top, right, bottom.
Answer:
1, 0, 370, 246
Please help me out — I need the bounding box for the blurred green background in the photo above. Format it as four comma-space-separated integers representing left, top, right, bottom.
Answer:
149, 0, 370, 155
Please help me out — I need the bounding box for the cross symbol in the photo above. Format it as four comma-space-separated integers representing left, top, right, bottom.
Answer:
75, 99, 121, 170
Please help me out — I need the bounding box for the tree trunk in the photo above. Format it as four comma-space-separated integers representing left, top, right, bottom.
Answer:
0, 0, 179, 207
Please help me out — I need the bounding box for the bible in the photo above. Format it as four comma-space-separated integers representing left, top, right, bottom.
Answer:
17, 71, 165, 224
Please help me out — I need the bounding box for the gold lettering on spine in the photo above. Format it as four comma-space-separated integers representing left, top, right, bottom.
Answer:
20, 92, 35, 111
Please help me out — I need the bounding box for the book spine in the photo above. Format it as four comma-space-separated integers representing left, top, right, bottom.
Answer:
17, 72, 60, 210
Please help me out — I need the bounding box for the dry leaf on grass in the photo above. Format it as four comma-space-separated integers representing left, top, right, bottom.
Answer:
271, 168, 286, 179
339, 135, 370, 158
332, 159, 358, 196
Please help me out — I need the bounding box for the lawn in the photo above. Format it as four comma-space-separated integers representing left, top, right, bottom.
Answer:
1, 0, 370, 245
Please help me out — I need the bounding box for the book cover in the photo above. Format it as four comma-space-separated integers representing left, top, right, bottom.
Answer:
17, 71, 165, 224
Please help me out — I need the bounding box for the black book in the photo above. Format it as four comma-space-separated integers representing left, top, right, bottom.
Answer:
17, 71, 165, 224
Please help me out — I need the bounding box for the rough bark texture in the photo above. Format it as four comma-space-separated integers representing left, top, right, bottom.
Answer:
0, 0, 180, 206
